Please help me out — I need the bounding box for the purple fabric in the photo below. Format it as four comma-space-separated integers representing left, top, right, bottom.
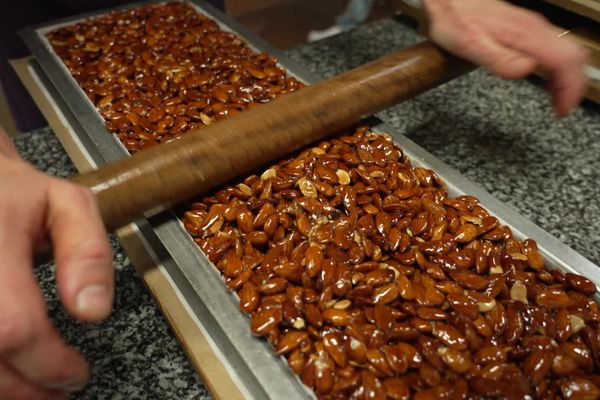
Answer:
0, 0, 225, 132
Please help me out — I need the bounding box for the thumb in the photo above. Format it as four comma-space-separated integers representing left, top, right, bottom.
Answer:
47, 181, 114, 322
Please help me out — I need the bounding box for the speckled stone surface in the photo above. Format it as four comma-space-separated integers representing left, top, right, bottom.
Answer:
288, 17, 600, 266
12, 16, 600, 399
13, 129, 211, 399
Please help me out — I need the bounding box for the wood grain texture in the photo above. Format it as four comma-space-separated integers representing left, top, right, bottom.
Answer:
72, 41, 472, 232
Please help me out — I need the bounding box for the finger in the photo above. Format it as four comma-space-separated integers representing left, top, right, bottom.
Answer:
0, 222, 89, 391
438, 24, 537, 79
48, 182, 114, 322
0, 361, 68, 400
423, 2, 537, 80
548, 58, 589, 117
496, 11, 589, 116
8, 327, 89, 393
461, 35, 538, 80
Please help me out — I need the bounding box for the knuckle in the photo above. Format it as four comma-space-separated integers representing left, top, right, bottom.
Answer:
560, 42, 589, 67
60, 238, 112, 271
457, 29, 483, 52
1, 384, 43, 400
0, 314, 36, 351
60, 182, 97, 209
80, 240, 113, 264
511, 5, 549, 27
575, 46, 590, 63
523, 10, 549, 26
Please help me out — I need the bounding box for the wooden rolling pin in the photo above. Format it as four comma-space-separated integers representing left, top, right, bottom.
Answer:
73, 41, 473, 232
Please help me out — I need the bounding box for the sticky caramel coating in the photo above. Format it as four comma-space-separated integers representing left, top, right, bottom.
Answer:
47, 2, 600, 398
184, 127, 600, 399
47, 2, 303, 153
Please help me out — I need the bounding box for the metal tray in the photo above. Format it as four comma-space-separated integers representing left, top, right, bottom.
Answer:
20, 1, 600, 399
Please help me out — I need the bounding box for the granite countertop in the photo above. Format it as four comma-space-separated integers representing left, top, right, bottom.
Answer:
14, 17, 599, 400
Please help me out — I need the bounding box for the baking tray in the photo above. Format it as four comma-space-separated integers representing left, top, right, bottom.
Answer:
20, 1, 600, 399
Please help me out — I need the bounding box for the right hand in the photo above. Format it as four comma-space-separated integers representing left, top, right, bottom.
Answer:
422, 0, 589, 117
0, 129, 114, 399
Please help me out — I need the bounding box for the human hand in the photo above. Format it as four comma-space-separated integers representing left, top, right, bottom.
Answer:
0, 129, 113, 399
422, 0, 589, 117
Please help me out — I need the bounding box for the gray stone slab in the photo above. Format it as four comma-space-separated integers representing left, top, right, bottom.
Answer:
11, 16, 599, 399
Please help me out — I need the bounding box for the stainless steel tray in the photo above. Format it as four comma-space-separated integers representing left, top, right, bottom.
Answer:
20, 1, 600, 399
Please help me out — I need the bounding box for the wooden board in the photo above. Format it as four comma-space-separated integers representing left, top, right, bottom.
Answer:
389, 0, 600, 29
389, 0, 426, 22
389, 0, 429, 34
541, 0, 600, 23
11, 57, 245, 400
387, 0, 600, 106
562, 27, 600, 104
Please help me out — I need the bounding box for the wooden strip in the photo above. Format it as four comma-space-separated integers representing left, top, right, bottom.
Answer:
11, 56, 244, 400
542, 0, 600, 23
389, 0, 426, 23
10, 57, 95, 172
563, 28, 600, 105
0, 81, 19, 137
117, 226, 246, 400
570, 26, 600, 67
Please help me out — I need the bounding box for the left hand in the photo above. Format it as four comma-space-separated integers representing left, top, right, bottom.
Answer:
0, 128, 114, 400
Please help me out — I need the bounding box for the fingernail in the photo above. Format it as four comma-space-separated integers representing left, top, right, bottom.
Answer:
45, 379, 86, 392
77, 284, 111, 317
64, 380, 86, 392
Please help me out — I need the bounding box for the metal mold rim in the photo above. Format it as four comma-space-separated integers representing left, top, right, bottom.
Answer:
19, 1, 600, 398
